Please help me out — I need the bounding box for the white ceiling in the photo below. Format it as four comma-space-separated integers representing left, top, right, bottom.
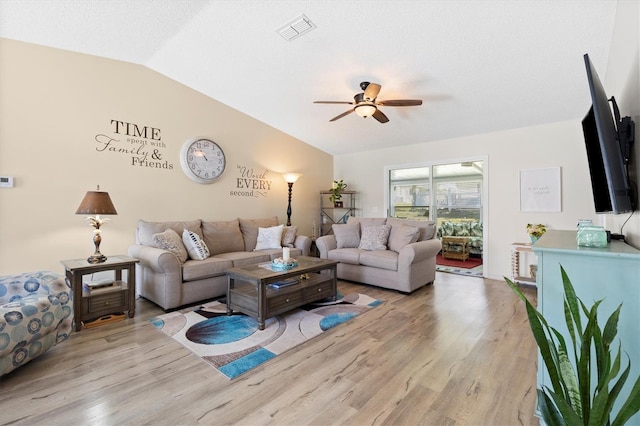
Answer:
0, 0, 619, 155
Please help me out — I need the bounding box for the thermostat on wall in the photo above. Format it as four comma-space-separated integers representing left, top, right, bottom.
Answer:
0, 176, 14, 188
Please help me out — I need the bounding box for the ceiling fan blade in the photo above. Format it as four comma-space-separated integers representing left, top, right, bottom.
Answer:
377, 99, 423, 106
314, 101, 354, 104
329, 109, 355, 122
364, 83, 381, 100
372, 109, 389, 123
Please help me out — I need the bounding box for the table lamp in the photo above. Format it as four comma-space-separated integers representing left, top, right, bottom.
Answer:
76, 185, 118, 263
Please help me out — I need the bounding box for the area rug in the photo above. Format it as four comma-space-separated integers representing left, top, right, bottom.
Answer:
150, 292, 383, 379
436, 254, 482, 269
436, 254, 483, 277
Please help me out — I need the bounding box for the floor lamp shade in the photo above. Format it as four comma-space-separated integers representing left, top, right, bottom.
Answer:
76, 188, 118, 263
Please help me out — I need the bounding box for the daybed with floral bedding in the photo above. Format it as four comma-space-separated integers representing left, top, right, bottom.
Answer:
437, 220, 483, 255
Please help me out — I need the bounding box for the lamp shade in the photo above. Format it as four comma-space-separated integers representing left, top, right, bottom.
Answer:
282, 173, 302, 184
75, 190, 118, 215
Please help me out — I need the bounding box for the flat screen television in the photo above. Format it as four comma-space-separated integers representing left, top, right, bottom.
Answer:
582, 53, 635, 214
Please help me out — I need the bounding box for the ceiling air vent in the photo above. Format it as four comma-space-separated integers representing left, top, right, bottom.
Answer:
277, 14, 316, 41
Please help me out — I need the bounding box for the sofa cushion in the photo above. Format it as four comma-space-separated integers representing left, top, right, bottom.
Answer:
182, 257, 233, 282
137, 219, 202, 246
152, 229, 188, 263
359, 250, 398, 271
452, 222, 470, 236
386, 218, 436, 241
327, 248, 362, 265
214, 251, 271, 267
470, 221, 483, 237
358, 224, 391, 250
202, 219, 245, 256
333, 223, 360, 248
239, 217, 279, 251
281, 225, 297, 248
254, 225, 284, 250
347, 216, 387, 232
182, 229, 210, 260
388, 224, 420, 252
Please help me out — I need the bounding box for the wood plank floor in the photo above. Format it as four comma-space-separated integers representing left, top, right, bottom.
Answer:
0, 272, 538, 425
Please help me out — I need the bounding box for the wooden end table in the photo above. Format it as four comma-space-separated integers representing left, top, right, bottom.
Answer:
441, 236, 470, 261
61, 254, 139, 331
226, 256, 339, 330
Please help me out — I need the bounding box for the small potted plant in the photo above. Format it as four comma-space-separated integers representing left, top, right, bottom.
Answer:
329, 180, 347, 207
527, 223, 547, 243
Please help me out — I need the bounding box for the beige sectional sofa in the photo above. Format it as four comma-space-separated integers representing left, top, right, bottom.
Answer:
127, 217, 311, 310
315, 217, 441, 293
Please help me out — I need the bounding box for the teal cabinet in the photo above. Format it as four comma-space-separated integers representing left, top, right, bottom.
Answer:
533, 230, 640, 424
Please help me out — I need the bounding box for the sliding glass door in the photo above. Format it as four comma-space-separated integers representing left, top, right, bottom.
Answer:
388, 160, 484, 225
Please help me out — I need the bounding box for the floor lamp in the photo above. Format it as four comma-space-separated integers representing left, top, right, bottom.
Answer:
282, 173, 302, 226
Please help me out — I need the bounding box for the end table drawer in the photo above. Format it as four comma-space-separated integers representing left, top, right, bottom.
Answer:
84, 289, 127, 314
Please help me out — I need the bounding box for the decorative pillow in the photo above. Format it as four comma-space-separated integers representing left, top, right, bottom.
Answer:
281, 225, 297, 248
239, 217, 279, 251
152, 229, 188, 263
182, 229, 210, 260
358, 224, 392, 251
388, 224, 420, 252
332, 223, 360, 248
202, 219, 245, 255
254, 225, 284, 251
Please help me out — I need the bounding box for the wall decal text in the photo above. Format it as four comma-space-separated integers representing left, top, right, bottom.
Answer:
230, 165, 272, 198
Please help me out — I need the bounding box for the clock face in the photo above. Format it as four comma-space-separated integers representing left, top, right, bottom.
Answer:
180, 138, 226, 184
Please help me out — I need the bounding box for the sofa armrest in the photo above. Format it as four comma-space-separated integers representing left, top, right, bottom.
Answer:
315, 235, 337, 259
127, 244, 181, 274
294, 235, 312, 256
398, 239, 442, 266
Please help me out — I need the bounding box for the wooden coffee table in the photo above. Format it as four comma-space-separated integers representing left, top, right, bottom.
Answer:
225, 256, 339, 329
441, 236, 470, 261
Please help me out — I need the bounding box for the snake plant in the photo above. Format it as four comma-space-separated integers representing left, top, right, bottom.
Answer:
505, 266, 640, 425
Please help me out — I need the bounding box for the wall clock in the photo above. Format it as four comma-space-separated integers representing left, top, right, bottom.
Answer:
180, 138, 226, 184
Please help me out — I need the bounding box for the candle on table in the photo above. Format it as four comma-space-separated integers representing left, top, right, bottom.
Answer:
283, 247, 290, 261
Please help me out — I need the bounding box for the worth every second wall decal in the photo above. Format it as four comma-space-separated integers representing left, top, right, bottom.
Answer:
93, 119, 174, 170
231, 165, 272, 198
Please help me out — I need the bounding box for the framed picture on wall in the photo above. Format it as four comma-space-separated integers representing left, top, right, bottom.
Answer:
520, 167, 562, 212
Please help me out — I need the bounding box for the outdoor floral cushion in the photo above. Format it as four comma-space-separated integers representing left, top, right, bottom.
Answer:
182, 229, 210, 260
254, 225, 284, 250
358, 224, 392, 251
153, 229, 188, 263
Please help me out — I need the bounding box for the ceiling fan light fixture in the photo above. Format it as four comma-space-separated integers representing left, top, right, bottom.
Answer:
355, 104, 377, 118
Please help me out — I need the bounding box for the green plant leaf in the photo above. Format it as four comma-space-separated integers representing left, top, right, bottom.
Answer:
561, 266, 582, 332
611, 362, 640, 426
538, 388, 564, 426
547, 387, 584, 425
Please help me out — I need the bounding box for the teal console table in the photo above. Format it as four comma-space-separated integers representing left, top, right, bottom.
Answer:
533, 230, 640, 424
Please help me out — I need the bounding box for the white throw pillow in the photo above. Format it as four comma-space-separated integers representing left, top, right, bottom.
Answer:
358, 224, 392, 250
152, 229, 188, 263
182, 229, 210, 260
254, 225, 284, 250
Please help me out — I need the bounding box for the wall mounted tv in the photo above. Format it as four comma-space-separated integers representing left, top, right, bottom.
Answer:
582, 53, 636, 214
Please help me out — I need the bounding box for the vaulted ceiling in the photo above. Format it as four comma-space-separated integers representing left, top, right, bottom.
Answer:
0, 0, 619, 155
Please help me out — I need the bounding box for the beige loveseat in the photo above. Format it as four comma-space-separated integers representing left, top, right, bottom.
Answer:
315, 217, 441, 293
127, 217, 311, 310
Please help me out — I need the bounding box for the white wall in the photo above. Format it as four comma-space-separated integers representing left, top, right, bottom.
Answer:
334, 120, 615, 280
334, 0, 640, 281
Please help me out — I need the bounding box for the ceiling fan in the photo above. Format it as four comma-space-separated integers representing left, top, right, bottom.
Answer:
314, 81, 422, 123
